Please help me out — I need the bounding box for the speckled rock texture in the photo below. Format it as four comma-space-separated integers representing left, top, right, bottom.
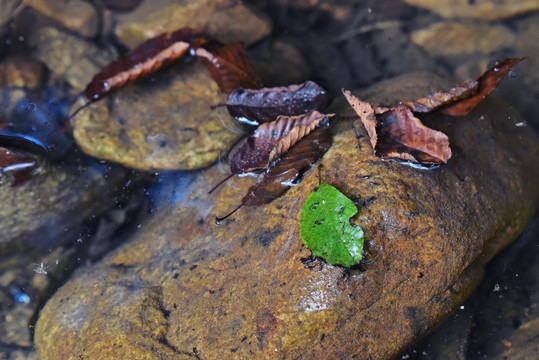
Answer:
72, 63, 240, 171
29, 26, 117, 93
114, 0, 271, 48
403, 0, 539, 20
0, 160, 130, 251
35, 73, 538, 359
28, 0, 98, 37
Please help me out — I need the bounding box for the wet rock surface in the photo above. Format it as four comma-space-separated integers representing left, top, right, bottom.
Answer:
72, 63, 241, 171
28, 26, 117, 94
27, 0, 98, 37
403, 0, 539, 20
0, 55, 45, 89
35, 72, 538, 359
114, 0, 271, 49
63, 0, 271, 171
1, 1, 538, 359
411, 21, 517, 57
399, 215, 539, 359
0, 158, 131, 251
0, 0, 24, 37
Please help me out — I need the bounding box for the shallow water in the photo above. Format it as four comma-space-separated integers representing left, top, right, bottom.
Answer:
0, 1, 538, 359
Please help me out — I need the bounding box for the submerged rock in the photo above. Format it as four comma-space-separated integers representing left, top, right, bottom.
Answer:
0, 55, 45, 89
28, 0, 98, 37
403, 0, 539, 20
35, 73, 538, 359
114, 0, 271, 49
0, 0, 25, 36
411, 22, 517, 57
29, 26, 117, 93
72, 63, 242, 171
0, 158, 131, 252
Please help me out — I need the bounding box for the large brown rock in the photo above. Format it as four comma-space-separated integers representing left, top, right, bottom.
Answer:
35, 73, 538, 359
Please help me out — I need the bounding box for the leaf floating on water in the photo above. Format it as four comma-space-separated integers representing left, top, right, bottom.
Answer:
195, 41, 263, 93
300, 183, 364, 267
343, 90, 451, 165
85, 27, 212, 101
403, 57, 526, 116
222, 81, 332, 124
216, 119, 332, 221
230, 110, 334, 174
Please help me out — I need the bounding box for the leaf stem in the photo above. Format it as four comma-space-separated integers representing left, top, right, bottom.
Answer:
215, 202, 244, 223
208, 173, 235, 194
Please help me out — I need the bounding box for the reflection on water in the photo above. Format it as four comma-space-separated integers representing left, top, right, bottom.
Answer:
0, 0, 537, 359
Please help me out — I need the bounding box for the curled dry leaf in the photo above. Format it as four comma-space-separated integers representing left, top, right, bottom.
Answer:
195, 41, 263, 93
376, 107, 451, 164
343, 90, 451, 165
342, 89, 377, 150
342, 58, 523, 165
217, 119, 332, 222
230, 110, 334, 174
403, 57, 525, 116
85, 27, 212, 101
221, 81, 332, 125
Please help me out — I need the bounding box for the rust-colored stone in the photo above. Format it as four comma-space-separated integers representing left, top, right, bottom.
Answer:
35, 73, 538, 359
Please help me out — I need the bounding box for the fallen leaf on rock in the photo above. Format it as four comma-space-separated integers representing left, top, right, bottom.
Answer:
85, 27, 212, 101
403, 57, 525, 116
216, 119, 332, 222
342, 90, 379, 150
343, 89, 451, 165
195, 41, 263, 93
300, 183, 364, 267
230, 110, 334, 174
342, 58, 522, 165
376, 106, 451, 164
218, 81, 332, 125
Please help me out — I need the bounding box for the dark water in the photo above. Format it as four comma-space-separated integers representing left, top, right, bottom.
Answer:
0, 1, 537, 359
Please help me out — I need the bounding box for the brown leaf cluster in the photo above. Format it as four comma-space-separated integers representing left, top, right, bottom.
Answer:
343, 58, 524, 165
217, 119, 332, 222
230, 110, 333, 174
71, 25, 334, 219
72, 26, 524, 219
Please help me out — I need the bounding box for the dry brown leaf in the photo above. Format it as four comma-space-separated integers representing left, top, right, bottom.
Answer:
403, 57, 525, 116
230, 110, 334, 174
